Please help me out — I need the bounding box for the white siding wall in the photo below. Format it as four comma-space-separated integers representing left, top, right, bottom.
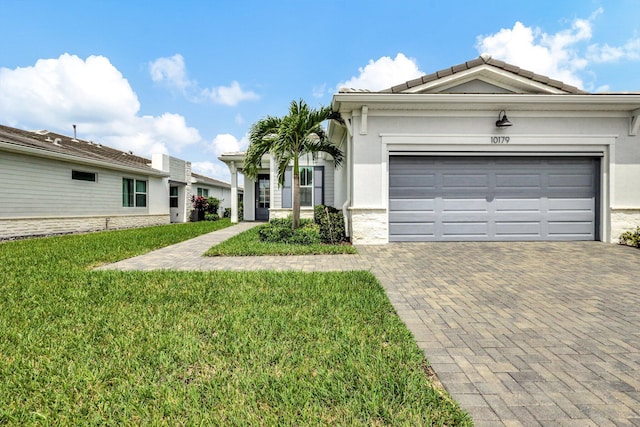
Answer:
0, 150, 170, 238
271, 158, 337, 209
0, 150, 167, 216
193, 184, 232, 215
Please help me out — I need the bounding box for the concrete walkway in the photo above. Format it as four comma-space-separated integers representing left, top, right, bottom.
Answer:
98, 223, 640, 426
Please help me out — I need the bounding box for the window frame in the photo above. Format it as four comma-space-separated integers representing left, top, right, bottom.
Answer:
299, 166, 313, 207
122, 178, 148, 208
72, 170, 97, 182
169, 186, 179, 208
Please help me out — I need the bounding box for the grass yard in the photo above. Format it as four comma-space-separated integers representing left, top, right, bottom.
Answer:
205, 224, 358, 256
0, 222, 470, 425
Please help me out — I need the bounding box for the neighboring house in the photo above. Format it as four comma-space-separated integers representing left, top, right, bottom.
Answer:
220, 55, 640, 244
191, 172, 242, 217
0, 124, 232, 239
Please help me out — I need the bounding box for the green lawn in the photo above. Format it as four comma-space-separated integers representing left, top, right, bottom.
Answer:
205, 224, 358, 256
0, 222, 470, 425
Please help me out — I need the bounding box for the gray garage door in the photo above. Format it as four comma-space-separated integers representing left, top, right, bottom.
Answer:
389, 156, 599, 242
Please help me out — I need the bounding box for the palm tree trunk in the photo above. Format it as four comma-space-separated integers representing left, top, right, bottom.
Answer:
292, 170, 301, 230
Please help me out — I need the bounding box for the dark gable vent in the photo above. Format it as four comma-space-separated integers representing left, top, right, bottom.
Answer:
72, 170, 96, 182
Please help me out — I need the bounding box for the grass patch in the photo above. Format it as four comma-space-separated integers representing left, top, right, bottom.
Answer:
0, 221, 470, 425
205, 224, 358, 256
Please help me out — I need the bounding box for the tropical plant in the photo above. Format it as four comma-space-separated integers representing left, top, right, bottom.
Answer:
244, 99, 343, 230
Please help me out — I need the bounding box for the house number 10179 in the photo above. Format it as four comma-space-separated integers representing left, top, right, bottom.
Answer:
490, 136, 510, 144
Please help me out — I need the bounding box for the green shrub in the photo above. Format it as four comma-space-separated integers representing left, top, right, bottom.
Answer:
206, 197, 220, 215
314, 204, 347, 244
258, 217, 320, 245
204, 213, 220, 221
223, 208, 231, 218
619, 226, 640, 247
314, 204, 340, 224
259, 223, 293, 243
289, 223, 321, 245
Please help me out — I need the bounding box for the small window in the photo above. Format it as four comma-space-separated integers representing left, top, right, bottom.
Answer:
170, 186, 179, 208
72, 170, 96, 182
123, 178, 147, 207
197, 188, 209, 197
299, 167, 313, 207
135, 180, 147, 207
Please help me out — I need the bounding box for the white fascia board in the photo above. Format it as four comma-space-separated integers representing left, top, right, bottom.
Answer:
332, 93, 640, 113
0, 140, 170, 177
403, 66, 567, 95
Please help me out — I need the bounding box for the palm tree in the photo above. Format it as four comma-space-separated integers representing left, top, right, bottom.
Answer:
244, 99, 343, 230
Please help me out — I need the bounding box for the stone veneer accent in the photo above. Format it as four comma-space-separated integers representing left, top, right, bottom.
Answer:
0, 214, 170, 240
611, 209, 640, 242
350, 208, 387, 245
268, 208, 315, 220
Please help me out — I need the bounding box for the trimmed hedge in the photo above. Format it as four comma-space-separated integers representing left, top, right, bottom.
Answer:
314, 205, 347, 244
258, 218, 321, 245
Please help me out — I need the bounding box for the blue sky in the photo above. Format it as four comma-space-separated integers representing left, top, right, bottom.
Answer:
1, 0, 639, 182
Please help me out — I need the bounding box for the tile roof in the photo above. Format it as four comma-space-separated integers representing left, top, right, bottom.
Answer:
341, 55, 586, 95
0, 124, 156, 173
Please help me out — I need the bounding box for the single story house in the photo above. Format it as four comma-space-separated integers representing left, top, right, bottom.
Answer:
0, 124, 233, 239
220, 55, 640, 244
191, 172, 241, 217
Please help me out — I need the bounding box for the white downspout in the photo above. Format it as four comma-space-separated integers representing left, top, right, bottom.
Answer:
341, 117, 353, 239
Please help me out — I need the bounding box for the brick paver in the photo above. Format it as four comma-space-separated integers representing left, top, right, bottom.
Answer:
98, 223, 640, 426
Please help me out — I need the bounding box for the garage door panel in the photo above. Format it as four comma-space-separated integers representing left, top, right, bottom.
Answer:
496, 174, 541, 188
548, 221, 594, 237
390, 188, 435, 198
442, 222, 489, 237
389, 156, 598, 242
389, 174, 436, 188
389, 223, 435, 238
390, 212, 430, 222
442, 198, 489, 212
494, 198, 541, 212
442, 174, 489, 188
548, 173, 593, 188
548, 198, 594, 211
389, 199, 435, 211
495, 222, 541, 236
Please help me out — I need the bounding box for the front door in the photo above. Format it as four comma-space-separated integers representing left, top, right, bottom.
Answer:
255, 174, 270, 221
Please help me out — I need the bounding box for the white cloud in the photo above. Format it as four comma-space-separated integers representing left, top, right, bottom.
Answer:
191, 161, 230, 180
587, 37, 640, 63
476, 19, 591, 88
475, 8, 640, 90
312, 83, 327, 98
150, 54, 259, 106
149, 54, 192, 92
0, 53, 201, 157
337, 53, 424, 91
201, 81, 259, 106
208, 133, 249, 157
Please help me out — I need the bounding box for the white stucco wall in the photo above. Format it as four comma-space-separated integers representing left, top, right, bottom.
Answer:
341, 109, 639, 244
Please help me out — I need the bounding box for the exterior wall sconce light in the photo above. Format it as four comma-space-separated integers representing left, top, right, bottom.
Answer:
496, 110, 513, 128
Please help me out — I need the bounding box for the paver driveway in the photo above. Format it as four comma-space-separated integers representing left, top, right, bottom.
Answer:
360, 242, 640, 426
100, 225, 640, 426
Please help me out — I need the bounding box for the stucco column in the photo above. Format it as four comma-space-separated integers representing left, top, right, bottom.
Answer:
230, 161, 238, 223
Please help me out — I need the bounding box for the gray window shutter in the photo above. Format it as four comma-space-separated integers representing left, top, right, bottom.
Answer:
314, 166, 324, 206
282, 167, 292, 208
